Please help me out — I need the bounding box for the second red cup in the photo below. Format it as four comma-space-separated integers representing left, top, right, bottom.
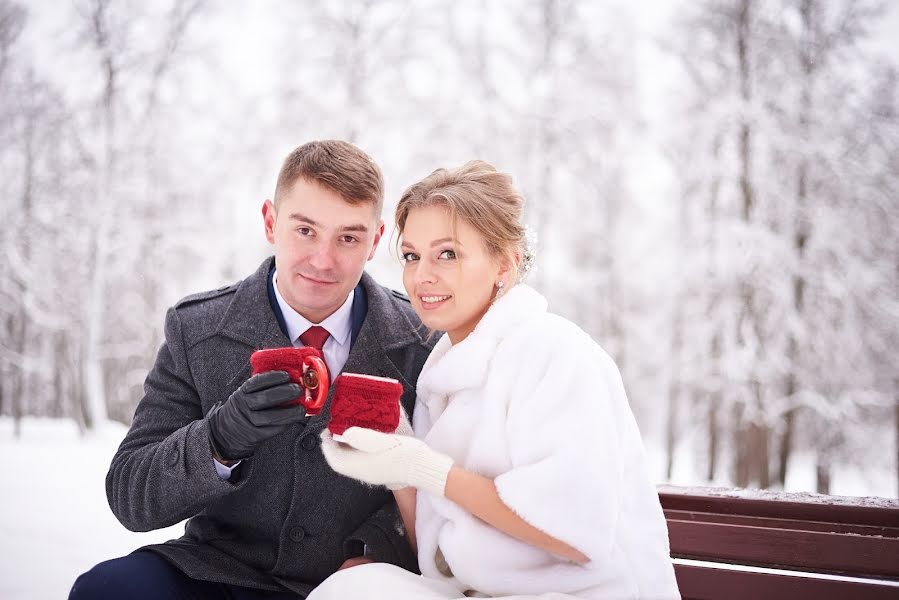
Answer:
328, 373, 402, 437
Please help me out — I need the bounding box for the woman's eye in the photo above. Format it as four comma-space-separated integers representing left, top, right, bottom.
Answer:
438, 249, 456, 260
401, 252, 419, 262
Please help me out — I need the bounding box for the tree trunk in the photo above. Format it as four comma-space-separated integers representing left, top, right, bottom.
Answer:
778, 0, 814, 491
750, 421, 771, 488
776, 407, 795, 487
707, 398, 719, 481
665, 387, 678, 481
8, 67, 39, 435
665, 277, 682, 481
9, 303, 25, 437
81, 0, 121, 428
9, 359, 22, 438
816, 460, 831, 494
54, 338, 65, 419
666, 304, 684, 481
732, 0, 758, 491
736, 420, 770, 489
706, 126, 723, 483
0, 357, 5, 416
733, 404, 750, 488
529, 0, 561, 291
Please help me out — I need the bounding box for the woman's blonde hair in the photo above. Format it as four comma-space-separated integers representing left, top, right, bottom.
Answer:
395, 160, 534, 280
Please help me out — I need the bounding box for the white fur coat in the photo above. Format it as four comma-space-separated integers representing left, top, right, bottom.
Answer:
412, 285, 680, 599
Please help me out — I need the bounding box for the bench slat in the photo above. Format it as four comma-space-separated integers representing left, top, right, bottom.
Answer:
664, 508, 899, 537
667, 518, 899, 579
659, 485, 899, 528
674, 562, 899, 600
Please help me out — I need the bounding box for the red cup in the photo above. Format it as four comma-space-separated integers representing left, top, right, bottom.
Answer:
250, 347, 330, 416
328, 373, 402, 436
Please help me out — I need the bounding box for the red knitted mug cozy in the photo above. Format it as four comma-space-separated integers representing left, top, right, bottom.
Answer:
250, 347, 327, 408
328, 373, 402, 436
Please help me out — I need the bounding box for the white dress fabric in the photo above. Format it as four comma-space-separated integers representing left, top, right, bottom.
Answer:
309, 284, 680, 600
308, 562, 580, 599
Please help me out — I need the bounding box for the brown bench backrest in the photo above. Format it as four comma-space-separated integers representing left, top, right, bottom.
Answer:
658, 485, 899, 600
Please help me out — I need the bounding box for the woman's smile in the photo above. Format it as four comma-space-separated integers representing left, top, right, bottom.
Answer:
419, 294, 452, 309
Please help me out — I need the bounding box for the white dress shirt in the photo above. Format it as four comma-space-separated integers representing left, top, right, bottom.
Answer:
271, 269, 354, 380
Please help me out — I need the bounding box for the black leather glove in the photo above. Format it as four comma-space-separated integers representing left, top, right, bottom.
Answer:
207, 370, 306, 461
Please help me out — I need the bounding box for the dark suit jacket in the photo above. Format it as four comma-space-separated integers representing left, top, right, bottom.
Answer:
106, 257, 435, 596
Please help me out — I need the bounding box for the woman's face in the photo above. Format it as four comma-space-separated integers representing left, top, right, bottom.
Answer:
400, 205, 506, 345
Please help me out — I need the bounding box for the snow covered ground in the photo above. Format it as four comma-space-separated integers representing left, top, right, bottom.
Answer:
0, 418, 184, 600
0, 416, 892, 599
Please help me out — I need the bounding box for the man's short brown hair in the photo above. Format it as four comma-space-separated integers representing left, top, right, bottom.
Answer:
274, 140, 384, 215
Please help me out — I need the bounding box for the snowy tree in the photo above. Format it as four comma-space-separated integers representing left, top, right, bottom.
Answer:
0, 0, 26, 432
4, 0, 896, 498
666, 0, 897, 491
0, 2, 92, 433
64, 0, 215, 426
275, 0, 421, 149
665, 0, 788, 487
0, 0, 211, 430
433, 1, 641, 368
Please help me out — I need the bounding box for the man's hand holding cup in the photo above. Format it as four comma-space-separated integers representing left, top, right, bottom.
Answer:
206, 347, 330, 463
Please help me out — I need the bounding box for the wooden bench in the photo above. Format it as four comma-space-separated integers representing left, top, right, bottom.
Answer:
659, 485, 899, 599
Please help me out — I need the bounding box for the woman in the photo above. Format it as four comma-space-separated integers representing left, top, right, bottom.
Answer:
312, 161, 680, 599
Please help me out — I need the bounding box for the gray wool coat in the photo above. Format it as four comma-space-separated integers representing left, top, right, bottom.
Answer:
106, 257, 435, 596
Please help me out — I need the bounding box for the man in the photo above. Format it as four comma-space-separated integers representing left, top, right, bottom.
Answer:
70, 140, 434, 599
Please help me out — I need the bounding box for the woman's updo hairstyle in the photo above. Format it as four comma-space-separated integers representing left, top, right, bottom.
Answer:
395, 160, 535, 282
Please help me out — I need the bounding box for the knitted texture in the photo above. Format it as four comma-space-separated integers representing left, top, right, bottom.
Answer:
322, 427, 454, 497
250, 347, 325, 408
328, 373, 402, 435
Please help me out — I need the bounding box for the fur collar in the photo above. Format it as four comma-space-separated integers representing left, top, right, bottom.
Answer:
416, 284, 548, 416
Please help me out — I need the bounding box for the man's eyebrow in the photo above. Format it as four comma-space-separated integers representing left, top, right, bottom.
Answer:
288, 213, 369, 233
288, 212, 318, 226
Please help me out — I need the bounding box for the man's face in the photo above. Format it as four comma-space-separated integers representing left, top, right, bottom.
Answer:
263, 178, 384, 324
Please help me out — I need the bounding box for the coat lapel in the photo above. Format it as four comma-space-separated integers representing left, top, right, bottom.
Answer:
218, 257, 290, 349
216, 257, 290, 389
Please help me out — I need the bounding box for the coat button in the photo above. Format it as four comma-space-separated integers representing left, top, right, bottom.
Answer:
289, 526, 306, 542
169, 448, 180, 466
301, 436, 319, 451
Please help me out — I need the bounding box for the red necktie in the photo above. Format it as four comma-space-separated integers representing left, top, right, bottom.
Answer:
300, 326, 330, 351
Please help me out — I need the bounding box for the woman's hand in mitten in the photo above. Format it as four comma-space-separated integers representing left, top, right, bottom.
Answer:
320, 427, 453, 496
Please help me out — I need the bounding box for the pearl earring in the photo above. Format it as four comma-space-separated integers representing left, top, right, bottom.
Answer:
492, 280, 507, 305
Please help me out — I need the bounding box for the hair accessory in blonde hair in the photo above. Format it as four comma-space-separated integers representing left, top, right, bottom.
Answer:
518, 225, 537, 283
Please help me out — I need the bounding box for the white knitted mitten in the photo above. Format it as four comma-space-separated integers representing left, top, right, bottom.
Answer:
395, 407, 414, 437
321, 427, 453, 496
